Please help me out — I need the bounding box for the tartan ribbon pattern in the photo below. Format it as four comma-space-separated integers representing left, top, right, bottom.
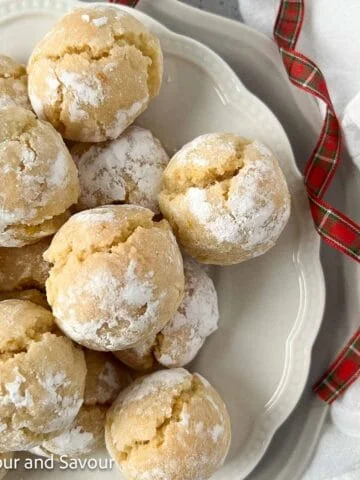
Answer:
313, 328, 360, 403
275, 0, 360, 402
275, 0, 360, 262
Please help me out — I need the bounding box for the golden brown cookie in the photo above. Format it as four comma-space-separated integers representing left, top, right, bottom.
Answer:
45, 205, 184, 351
0, 107, 79, 247
105, 368, 231, 480
28, 7, 163, 142
72, 126, 168, 213
0, 300, 86, 452
159, 133, 291, 264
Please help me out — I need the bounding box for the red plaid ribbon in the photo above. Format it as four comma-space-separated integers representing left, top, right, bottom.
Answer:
274, 0, 360, 402
274, 0, 360, 262
313, 328, 360, 403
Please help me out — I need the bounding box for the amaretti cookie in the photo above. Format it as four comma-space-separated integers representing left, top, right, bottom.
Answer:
114, 258, 219, 371
159, 133, 291, 265
72, 126, 169, 213
44, 205, 184, 351
0, 238, 51, 292
0, 55, 31, 110
37, 350, 130, 458
105, 368, 231, 480
0, 300, 86, 452
28, 7, 163, 142
0, 107, 79, 247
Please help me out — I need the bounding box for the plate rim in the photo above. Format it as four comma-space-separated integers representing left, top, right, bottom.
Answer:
0, 0, 326, 478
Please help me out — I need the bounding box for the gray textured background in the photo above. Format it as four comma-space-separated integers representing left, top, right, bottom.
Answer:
179, 0, 241, 20
86, 1, 242, 21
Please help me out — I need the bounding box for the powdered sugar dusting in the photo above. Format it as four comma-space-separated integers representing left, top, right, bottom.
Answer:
47, 151, 68, 187
185, 144, 290, 251
180, 410, 190, 427
106, 97, 149, 139
21, 146, 36, 168
92, 16, 108, 27
121, 368, 191, 407
175, 134, 236, 166
186, 187, 239, 243
211, 424, 224, 443
252, 140, 272, 157
54, 260, 161, 350
0, 116, 76, 245
28, 90, 45, 118
44, 425, 94, 455
73, 207, 116, 224
59, 71, 104, 122
45, 73, 60, 105
81, 14, 90, 23
38, 371, 83, 432
122, 260, 154, 308
74, 126, 169, 213
0, 367, 33, 408
156, 258, 219, 367
135, 469, 168, 480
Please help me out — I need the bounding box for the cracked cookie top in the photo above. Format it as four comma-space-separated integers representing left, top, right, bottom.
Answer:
72, 125, 169, 213
0, 299, 86, 452
0, 107, 79, 247
0, 55, 31, 111
27, 6, 163, 142
114, 257, 219, 371
44, 205, 185, 351
159, 133, 291, 265
105, 368, 231, 480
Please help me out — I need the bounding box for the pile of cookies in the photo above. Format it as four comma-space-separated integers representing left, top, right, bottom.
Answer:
0, 5, 291, 480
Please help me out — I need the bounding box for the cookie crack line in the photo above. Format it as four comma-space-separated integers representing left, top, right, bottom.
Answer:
162, 161, 245, 198
2, 211, 68, 237
48, 220, 161, 267
118, 375, 199, 461
30, 30, 156, 97
30, 31, 153, 67
51, 69, 66, 133
0, 330, 59, 359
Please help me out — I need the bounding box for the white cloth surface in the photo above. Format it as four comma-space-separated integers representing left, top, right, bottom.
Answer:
237, 1, 360, 479
238, 0, 360, 170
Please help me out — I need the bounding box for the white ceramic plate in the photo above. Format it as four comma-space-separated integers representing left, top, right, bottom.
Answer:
0, 1, 325, 479
141, 3, 360, 479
